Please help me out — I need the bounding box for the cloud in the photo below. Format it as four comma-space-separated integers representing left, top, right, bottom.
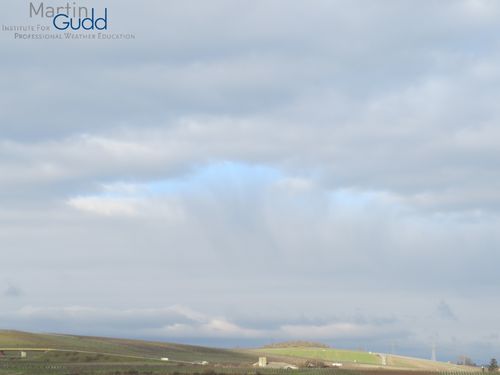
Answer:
67, 196, 140, 217
280, 323, 379, 340
437, 300, 458, 321
1, 304, 403, 342
273, 177, 315, 194
0, 1, 500, 215
3, 284, 23, 298
159, 319, 262, 339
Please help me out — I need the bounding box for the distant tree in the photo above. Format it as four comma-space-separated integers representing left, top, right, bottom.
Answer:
488, 358, 498, 372
458, 355, 474, 366
262, 341, 329, 349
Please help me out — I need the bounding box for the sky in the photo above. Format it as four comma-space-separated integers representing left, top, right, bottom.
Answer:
1, 0, 500, 364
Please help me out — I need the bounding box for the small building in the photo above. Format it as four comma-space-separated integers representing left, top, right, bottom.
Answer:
258, 357, 268, 367
20, 352, 27, 358
161, 357, 169, 361
253, 357, 297, 370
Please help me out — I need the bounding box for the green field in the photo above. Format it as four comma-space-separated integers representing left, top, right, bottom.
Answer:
251, 347, 381, 365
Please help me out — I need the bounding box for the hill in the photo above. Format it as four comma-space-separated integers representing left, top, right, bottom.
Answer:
0, 330, 253, 364
246, 346, 480, 372
248, 346, 381, 366
0, 330, 482, 375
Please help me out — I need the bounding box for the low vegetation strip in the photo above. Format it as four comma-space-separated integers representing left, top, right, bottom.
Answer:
0, 365, 488, 375
263, 342, 330, 349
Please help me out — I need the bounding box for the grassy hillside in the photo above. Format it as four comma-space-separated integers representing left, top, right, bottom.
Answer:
0, 331, 482, 375
0, 330, 254, 364
248, 346, 480, 372
249, 347, 381, 365
386, 354, 480, 372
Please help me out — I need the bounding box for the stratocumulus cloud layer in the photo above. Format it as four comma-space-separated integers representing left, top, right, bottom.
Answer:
2, 0, 500, 363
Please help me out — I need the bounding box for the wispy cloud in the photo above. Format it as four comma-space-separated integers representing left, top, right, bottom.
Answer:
437, 300, 458, 321
3, 284, 23, 298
